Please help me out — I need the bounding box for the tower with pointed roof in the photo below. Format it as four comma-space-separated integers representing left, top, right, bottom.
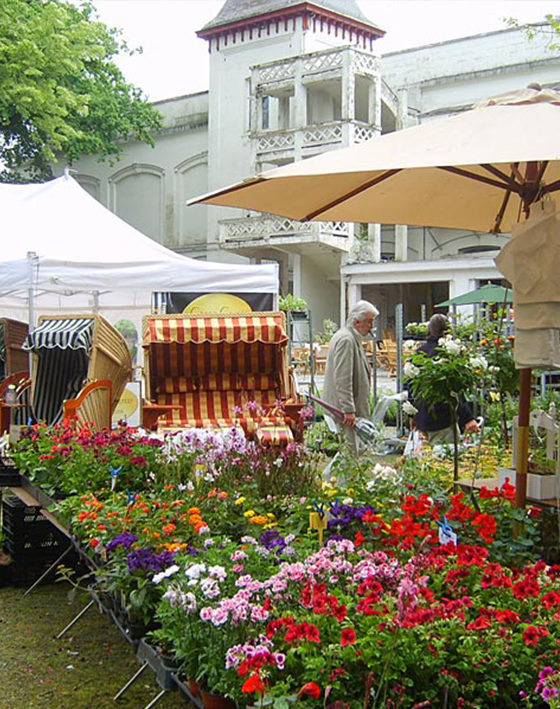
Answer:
197, 0, 388, 312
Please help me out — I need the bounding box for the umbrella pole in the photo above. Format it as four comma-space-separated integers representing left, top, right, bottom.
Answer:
514, 369, 531, 508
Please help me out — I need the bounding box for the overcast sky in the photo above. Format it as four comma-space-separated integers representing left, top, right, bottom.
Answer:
91, 0, 560, 101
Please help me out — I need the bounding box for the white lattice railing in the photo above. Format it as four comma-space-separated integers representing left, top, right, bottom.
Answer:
254, 46, 379, 89
257, 61, 295, 83
256, 132, 295, 154
303, 124, 343, 145
219, 216, 351, 244
354, 125, 376, 142
255, 121, 376, 157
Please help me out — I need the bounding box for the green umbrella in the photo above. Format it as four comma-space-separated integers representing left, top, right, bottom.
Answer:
437, 283, 512, 307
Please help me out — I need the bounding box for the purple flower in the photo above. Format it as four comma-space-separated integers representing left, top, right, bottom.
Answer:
126, 547, 176, 572
328, 501, 376, 530
106, 532, 139, 552
259, 529, 287, 554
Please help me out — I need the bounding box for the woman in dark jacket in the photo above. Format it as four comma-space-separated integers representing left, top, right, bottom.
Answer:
409, 314, 479, 444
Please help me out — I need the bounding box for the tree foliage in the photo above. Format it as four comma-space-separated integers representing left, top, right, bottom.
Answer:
0, 0, 162, 181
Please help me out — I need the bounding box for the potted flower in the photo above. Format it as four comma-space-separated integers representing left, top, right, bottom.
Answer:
279, 294, 308, 318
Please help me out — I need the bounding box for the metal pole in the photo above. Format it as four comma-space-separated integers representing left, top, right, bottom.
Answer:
55, 599, 95, 639
515, 368, 531, 508
113, 662, 149, 701
395, 303, 404, 435
27, 251, 38, 328
22, 544, 73, 596
143, 689, 168, 709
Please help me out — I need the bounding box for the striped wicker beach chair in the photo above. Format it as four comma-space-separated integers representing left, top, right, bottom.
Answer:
142, 312, 303, 444
0, 318, 31, 435
22, 314, 132, 430
0, 318, 29, 381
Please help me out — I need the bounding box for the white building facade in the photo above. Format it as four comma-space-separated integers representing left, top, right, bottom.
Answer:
61, 0, 560, 330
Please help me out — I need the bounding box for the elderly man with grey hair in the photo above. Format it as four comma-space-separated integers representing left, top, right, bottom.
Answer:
322, 299, 378, 456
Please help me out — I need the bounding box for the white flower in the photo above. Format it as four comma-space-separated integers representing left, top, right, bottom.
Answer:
207, 564, 227, 581
439, 336, 462, 356
152, 564, 179, 584
402, 400, 418, 416
404, 361, 419, 378
404, 339, 417, 349
185, 562, 206, 582
469, 355, 488, 371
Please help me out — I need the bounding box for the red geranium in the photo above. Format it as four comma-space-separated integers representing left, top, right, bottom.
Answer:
340, 627, 357, 645
298, 682, 321, 699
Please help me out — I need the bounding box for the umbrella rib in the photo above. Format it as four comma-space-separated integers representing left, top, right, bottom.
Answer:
542, 178, 560, 194
302, 169, 401, 220
438, 166, 517, 192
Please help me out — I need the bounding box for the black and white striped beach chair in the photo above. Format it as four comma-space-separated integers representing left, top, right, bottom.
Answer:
22, 314, 132, 430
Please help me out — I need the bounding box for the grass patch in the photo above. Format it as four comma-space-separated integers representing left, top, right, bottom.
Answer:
0, 582, 189, 708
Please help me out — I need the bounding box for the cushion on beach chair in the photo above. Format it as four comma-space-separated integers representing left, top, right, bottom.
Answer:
255, 424, 294, 447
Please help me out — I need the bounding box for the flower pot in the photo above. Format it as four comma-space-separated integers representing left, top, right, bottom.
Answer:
201, 689, 236, 709
188, 676, 201, 698
498, 466, 559, 500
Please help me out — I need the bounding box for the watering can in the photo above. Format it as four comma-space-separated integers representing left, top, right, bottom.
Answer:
307, 393, 378, 444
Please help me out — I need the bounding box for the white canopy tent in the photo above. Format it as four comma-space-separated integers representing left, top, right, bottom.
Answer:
0, 174, 278, 326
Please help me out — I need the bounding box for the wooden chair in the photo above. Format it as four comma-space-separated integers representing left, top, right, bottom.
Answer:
291, 345, 311, 375
314, 344, 330, 375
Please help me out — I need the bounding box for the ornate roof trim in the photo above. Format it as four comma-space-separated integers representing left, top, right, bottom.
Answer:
197, 1, 384, 45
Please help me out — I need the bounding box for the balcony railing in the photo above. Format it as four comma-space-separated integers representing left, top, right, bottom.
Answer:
219, 215, 351, 250
255, 120, 376, 160
253, 45, 380, 88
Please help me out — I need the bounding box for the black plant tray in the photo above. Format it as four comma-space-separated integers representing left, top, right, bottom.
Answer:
137, 638, 180, 691
172, 673, 205, 708
0, 459, 21, 486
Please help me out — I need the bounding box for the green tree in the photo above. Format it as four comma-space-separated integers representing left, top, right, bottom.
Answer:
507, 13, 560, 49
0, 0, 162, 181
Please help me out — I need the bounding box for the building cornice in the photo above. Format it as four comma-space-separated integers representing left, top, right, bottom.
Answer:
197, 2, 384, 51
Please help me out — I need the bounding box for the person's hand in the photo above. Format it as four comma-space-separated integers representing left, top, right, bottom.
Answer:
464, 419, 480, 434
343, 412, 356, 427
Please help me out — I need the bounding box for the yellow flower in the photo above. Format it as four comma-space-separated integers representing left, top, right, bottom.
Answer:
244, 509, 255, 518
266, 512, 275, 519
235, 497, 246, 505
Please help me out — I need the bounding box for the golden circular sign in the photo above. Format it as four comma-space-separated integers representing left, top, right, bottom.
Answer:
183, 293, 252, 314
113, 388, 139, 420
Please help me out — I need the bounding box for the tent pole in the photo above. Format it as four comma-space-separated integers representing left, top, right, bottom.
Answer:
514, 368, 531, 508
27, 251, 38, 329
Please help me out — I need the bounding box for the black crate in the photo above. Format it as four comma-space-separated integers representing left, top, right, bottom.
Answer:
3, 524, 67, 557
0, 459, 21, 487
1, 495, 67, 561
2, 495, 47, 527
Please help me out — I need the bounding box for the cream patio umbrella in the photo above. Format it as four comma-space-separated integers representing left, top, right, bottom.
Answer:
190, 86, 560, 507
190, 86, 560, 235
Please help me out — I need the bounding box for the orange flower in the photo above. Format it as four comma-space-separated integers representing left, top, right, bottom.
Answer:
188, 507, 201, 515
162, 523, 176, 536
